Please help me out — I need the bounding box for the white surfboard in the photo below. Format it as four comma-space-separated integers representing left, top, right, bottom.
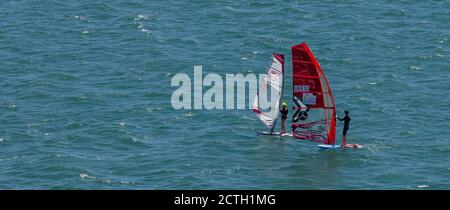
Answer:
317, 144, 342, 150
318, 144, 363, 149
257, 131, 293, 137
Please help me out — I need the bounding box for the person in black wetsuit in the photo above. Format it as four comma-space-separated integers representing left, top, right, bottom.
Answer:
336, 110, 362, 148
337, 110, 351, 146
280, 102, 288, 134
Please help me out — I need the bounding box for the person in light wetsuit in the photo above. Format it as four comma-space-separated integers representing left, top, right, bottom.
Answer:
280, 102, 288, 134
337, 110, 351, 146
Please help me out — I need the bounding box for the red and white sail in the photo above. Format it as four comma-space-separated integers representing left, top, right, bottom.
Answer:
253, 53, 285, 132
291, 43, 336, 144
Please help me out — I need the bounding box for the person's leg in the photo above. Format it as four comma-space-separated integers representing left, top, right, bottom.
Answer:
281, 119, 286, 133
342, 128, 347, 146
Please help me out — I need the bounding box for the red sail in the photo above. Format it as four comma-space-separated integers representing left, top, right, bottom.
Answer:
291, 43, 336, 145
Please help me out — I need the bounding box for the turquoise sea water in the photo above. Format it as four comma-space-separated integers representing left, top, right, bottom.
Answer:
0, 0, 449, 189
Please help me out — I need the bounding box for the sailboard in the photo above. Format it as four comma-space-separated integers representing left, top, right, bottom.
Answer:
253, 53, 285, 135
290, 42, 337, 145
257, 131, 293, 137
317, 144, 341, 150
318, 144, 363, 150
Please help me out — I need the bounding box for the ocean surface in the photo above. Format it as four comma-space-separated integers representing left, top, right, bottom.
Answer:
0, 0, 449, 189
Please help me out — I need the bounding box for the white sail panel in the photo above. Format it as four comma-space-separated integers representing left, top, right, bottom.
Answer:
252, 53, 285, 132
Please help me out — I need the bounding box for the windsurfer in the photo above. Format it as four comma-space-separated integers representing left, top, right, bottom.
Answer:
337, 110, 352, 147
280, 102, 288, 134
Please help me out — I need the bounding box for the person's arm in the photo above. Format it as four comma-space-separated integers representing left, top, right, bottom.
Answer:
337, 116, 343, 121
340, 115, 350, 121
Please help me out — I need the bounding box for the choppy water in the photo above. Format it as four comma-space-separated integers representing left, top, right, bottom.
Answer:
0, 0, 449, 189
